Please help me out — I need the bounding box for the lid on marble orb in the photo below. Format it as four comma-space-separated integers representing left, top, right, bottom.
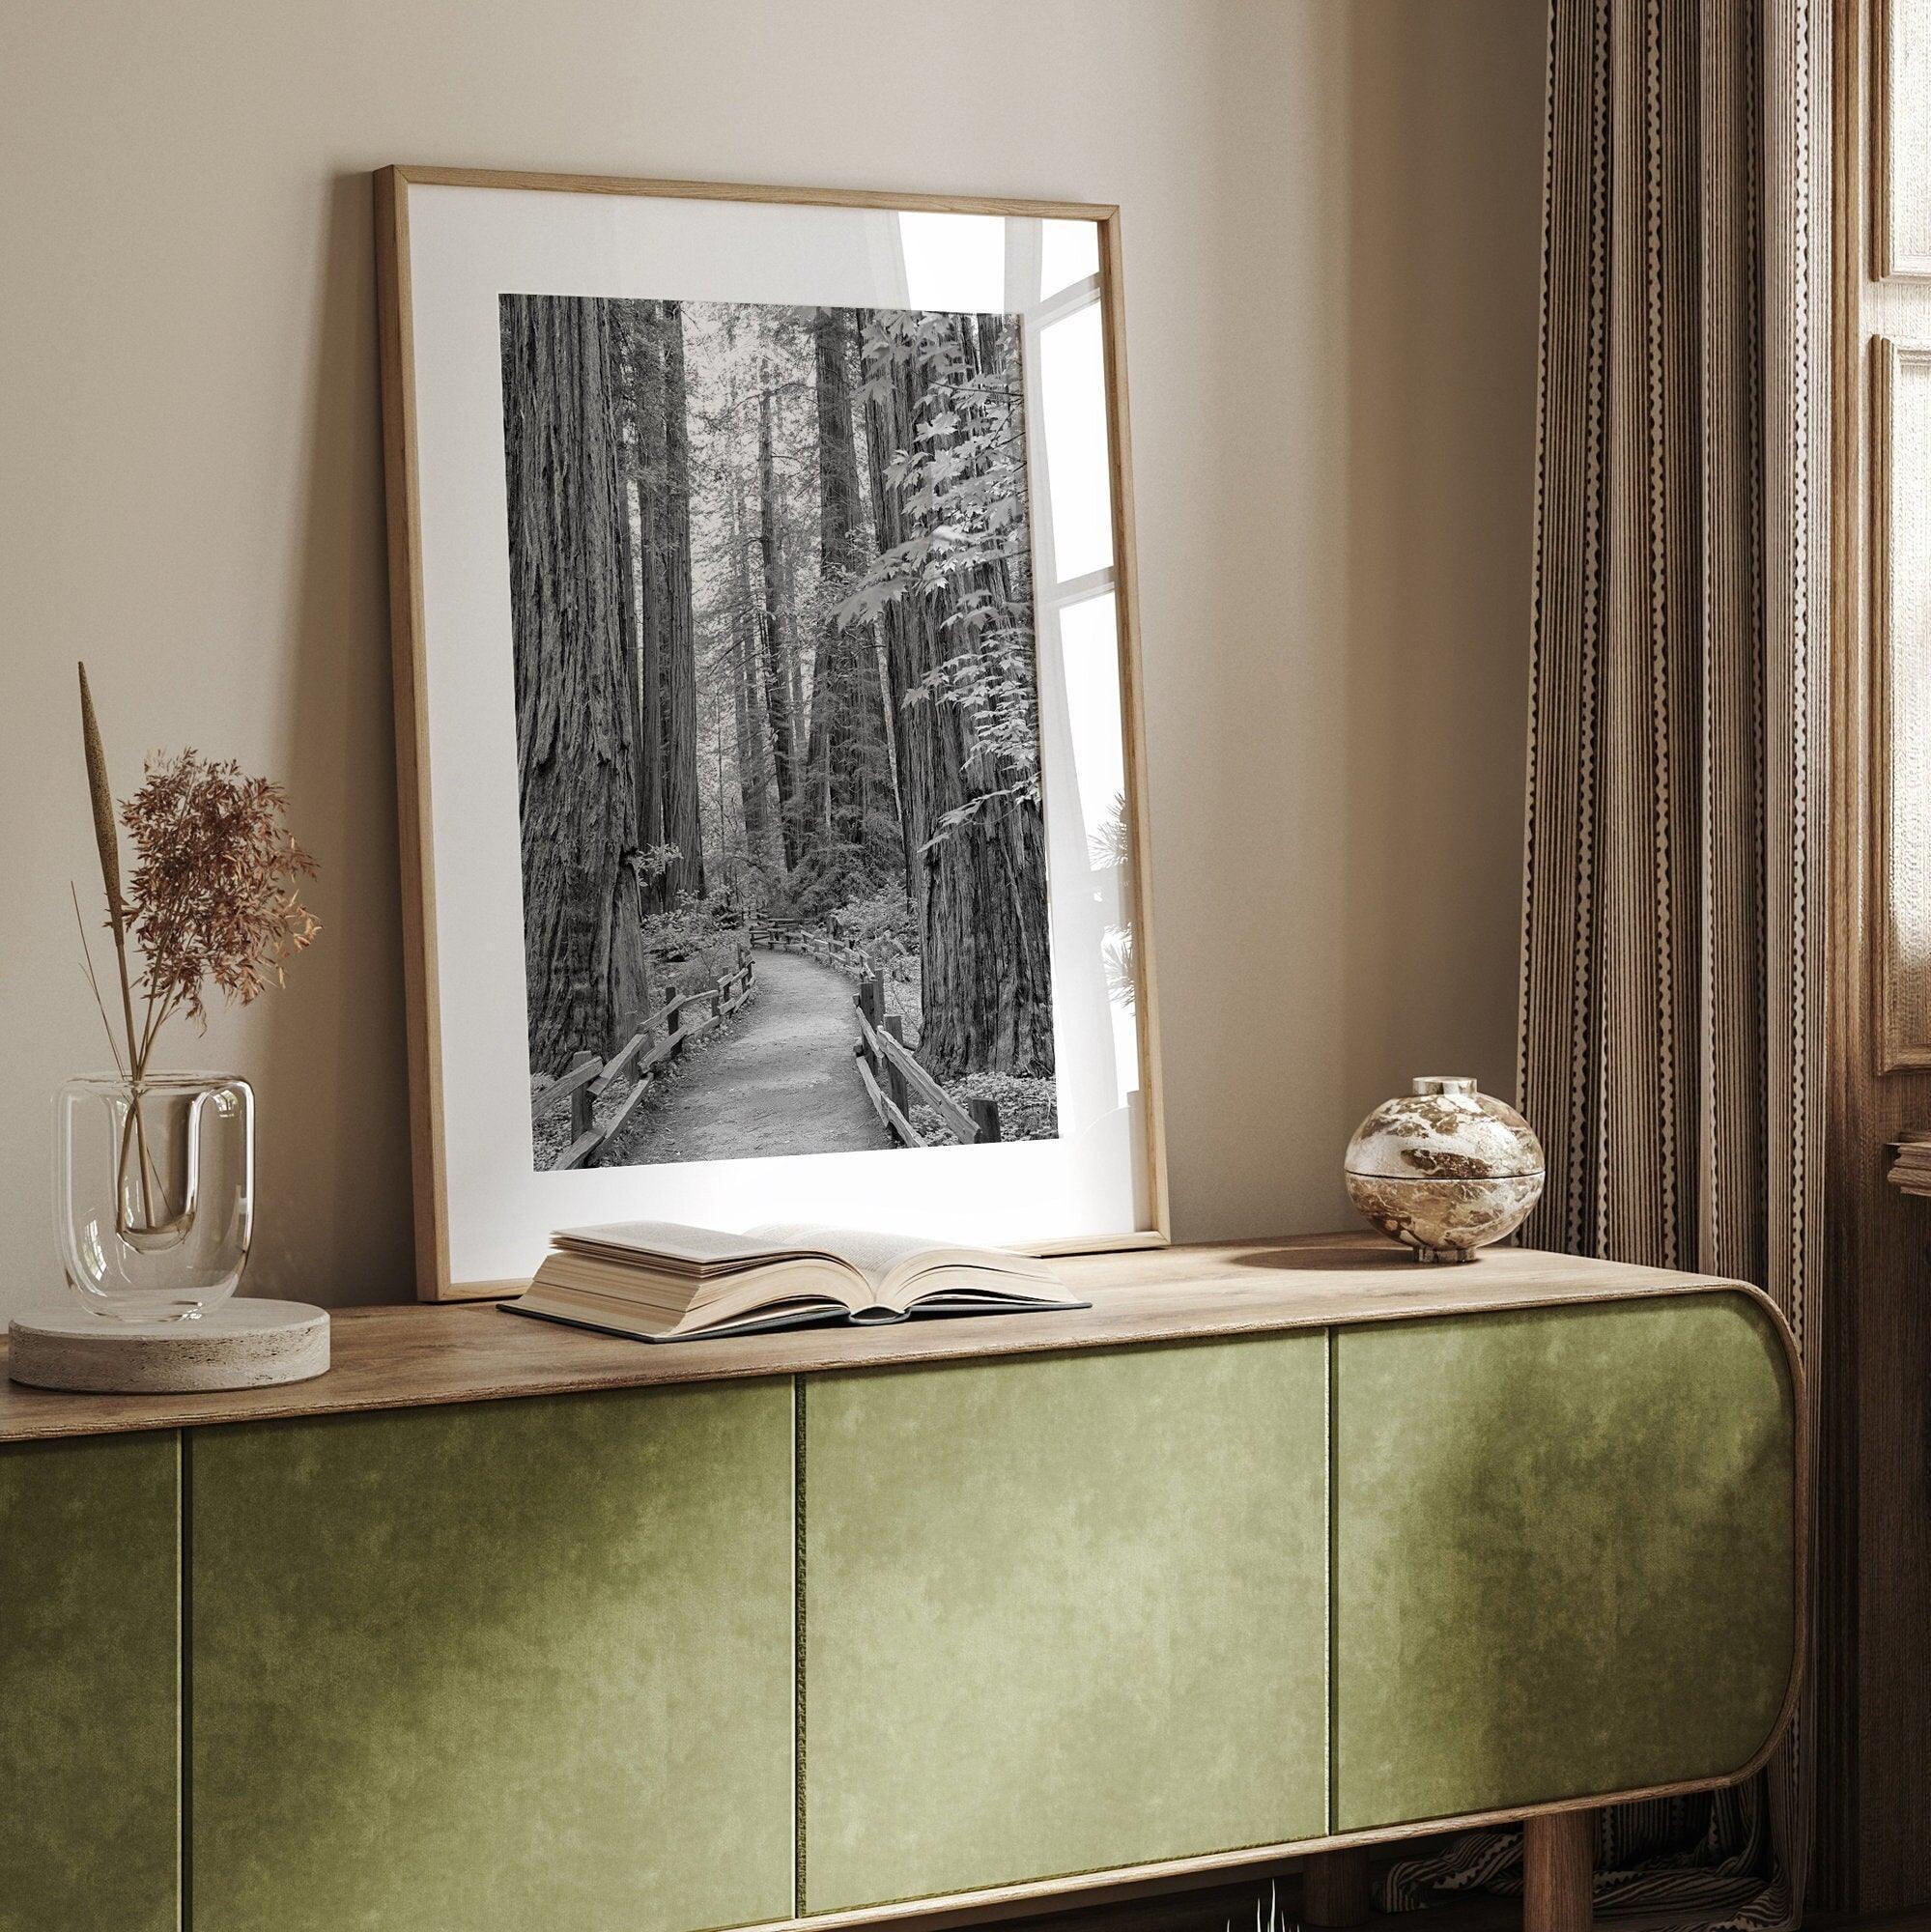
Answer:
1411, 1075, 1477, 1096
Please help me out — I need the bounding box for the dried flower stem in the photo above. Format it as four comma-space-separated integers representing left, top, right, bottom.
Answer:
69, 882, 126, 1077
79, 662, 157, 1225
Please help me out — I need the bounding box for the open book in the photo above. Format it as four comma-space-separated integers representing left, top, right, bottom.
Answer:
499, 1221, 1087, 1343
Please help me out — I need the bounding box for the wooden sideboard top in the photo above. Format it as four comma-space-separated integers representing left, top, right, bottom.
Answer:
0, 1233, 1772, 1444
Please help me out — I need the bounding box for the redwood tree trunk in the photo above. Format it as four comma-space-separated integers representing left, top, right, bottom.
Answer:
658, 299, 705, 903
621, 301, 667, 868
804, 304, 894, 895
500, 294, 654, 1077
858, 308, 1054, 1078
729, 472, 780, 881
757, 362, 805, 871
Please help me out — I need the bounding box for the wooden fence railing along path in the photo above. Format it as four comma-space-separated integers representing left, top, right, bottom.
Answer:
850, 976, 1001, 1149
750, 915, 909, 982
750, 918, 1000, 1150
529, 945, 757, 1171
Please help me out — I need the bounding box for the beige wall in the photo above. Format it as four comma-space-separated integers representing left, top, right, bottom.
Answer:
0, 0, 1545, 1319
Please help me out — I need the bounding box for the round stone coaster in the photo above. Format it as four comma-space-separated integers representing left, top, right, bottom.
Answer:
7, 1298, 330, 1394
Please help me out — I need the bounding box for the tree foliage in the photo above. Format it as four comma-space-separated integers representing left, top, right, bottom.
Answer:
839, 312, 1041, 834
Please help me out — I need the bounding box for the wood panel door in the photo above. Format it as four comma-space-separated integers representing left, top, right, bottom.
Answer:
0, 1433, 180, 1932
1332, 1293, 1799, 1832
799, 1336, 1328, 1915
187, 1383, 796, 1932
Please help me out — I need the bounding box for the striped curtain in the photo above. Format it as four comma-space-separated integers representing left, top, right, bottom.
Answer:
1381, 0, 1828, 1926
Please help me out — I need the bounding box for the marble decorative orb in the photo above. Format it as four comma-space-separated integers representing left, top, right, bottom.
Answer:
1344, 1076, 1545, 1264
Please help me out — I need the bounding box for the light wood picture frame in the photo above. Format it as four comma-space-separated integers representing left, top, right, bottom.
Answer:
374, 165, 1169, 1300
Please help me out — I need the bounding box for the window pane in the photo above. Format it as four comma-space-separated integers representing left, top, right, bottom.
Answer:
1055, 589, 1139, 1103
1060, 591, 1126, 852
1039, 219, 1100, 298
1037, 302, 1114, 581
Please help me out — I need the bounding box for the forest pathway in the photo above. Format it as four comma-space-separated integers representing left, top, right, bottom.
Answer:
609, 949, 894, 1163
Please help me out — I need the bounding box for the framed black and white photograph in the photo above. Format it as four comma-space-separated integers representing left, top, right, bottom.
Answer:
377, 167, 1165, 1299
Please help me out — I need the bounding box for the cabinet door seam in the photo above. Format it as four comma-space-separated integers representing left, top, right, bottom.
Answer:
180, 1427, 193, 1932
1326, 1328, 1339, 1839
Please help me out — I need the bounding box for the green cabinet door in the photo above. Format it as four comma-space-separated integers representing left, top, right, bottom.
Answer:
189, 1383, 796, 1932
0, 1433, 179, 1932
1333, 1293, 1798, 1831
801, 1337, 1328, 1914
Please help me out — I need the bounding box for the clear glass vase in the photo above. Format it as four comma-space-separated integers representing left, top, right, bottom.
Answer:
54, 1073, 254, 1321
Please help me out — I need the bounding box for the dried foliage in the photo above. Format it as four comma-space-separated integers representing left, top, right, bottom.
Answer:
121, 752, 320, 1028
73, 665, 320, 1078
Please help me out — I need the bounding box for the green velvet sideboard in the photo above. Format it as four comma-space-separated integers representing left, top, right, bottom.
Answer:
0, 1236, 1803, 1932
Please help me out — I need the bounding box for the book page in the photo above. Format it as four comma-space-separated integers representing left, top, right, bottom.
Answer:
671, 1270, 856, 1331
554, 1220, 1046, 1306
746, 1224, 943, 1297
553, 1221, 788, 1268
749, 1225, 1048, 1303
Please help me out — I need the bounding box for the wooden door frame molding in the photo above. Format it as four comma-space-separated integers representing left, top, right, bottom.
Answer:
1821, 0, 1931, 1910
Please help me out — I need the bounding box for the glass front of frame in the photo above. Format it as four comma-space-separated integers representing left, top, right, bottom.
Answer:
397, 181, 1151, 1286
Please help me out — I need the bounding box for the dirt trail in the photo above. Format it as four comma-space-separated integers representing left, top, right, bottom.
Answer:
607, 949, 894, 1164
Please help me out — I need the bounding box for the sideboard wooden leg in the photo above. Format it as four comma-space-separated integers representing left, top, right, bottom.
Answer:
1303, 1846, 1373, 1927
1522, 1809, 1594, 1932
